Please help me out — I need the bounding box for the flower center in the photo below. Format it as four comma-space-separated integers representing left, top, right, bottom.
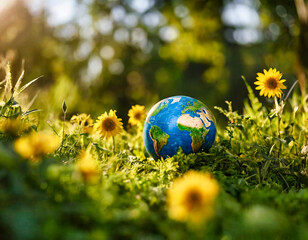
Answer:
84, 119, 89, 126
265, 77, 278, 89
134, 112, 141, 120
102, 118, 116, 131
185, 189, 202, 210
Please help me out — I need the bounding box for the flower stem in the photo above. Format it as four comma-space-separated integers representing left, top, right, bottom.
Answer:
277, 114, 282, 158
62, 100, 67, 142
274, 96, 279, 111
274, 97, 282, 163
112, 136, 115, 154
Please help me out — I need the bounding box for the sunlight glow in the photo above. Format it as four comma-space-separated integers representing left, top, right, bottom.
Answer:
222, 0, 262, 45
0, 0, 17, 14
26, 0, 75, 26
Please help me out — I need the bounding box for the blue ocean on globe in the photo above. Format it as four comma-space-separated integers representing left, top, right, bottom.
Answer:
143, 96, 216, 159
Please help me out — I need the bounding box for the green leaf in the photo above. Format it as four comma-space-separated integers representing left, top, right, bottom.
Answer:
242, 75, 262, 115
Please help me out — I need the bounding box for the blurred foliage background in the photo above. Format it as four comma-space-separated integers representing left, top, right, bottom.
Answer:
0, 0, 307, 124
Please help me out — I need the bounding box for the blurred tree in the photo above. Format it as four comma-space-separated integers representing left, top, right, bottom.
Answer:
0, 0, 307, 125
294, 0, 308, 95
0, 0, 227, 121
255, 0, 306, 95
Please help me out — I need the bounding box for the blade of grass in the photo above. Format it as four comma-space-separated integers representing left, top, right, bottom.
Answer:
22, 109, 42, 116
242, 75, 262, 113
13, 60, 25, 96
15, 76, 43, 96
4, 63, 12, 101
23, 91, 40, 112
283, 80, 298, 102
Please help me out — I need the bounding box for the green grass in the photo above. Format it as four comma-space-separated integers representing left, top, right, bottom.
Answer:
0, 70, 308, 239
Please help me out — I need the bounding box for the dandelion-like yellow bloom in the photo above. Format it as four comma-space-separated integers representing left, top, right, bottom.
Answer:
254, 68, 287, 98
77, 148, 99, 183
167, 170, 219, 224
94, 110, 123, 139
0, 117, 24, 137
14, 132, 61, 161
70, 113, 94, 134
128, 105, 146, 126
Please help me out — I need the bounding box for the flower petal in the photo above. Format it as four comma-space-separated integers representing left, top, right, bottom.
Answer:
254, 81, 263, 85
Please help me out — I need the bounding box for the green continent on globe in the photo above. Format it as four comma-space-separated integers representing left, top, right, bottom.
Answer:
151, 102, 167, 117
181, 100, 204, 114
177, 114, 209, 152
149, 125, 170, 157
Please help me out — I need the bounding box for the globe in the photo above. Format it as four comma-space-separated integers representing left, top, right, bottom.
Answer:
143, 96, 216, 159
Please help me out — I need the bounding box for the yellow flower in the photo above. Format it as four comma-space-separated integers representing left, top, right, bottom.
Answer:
0, 117, 24, 137
167, 170, 219, 224
77, 148, 100, 183
254, 68, 287, 98
128, 105, 146, 126
70, 113, 93, 134
94, 110, 123, 139
14, 132, 61, 161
